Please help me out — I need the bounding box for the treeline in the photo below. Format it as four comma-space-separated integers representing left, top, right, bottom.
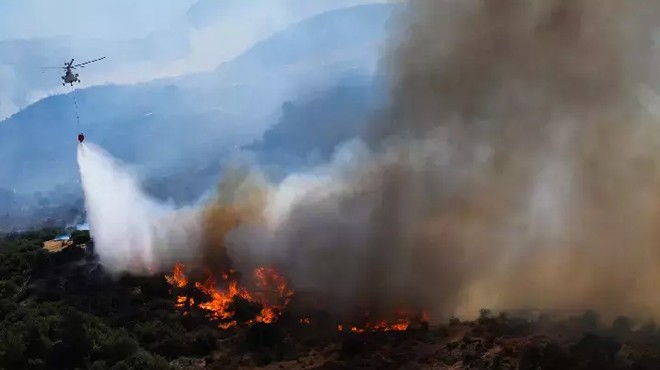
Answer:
0, 230, 219, 370
6, 230, 660, 369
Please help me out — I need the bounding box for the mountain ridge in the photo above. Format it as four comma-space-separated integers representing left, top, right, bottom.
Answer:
0, 3, 399, 231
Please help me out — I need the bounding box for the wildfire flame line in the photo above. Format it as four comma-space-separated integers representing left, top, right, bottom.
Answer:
165, 262, 426, 332
165, 262, 293, 328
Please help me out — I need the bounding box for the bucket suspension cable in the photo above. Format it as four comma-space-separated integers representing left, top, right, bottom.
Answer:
70, 86, 84, 143
70, 86, 81, 128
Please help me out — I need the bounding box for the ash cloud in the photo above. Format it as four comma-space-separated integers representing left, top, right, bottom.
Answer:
221, 0, 660, 322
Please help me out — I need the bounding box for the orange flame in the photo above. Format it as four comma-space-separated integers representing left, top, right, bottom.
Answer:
194, 275, 252, 321
336, 308, 417, 333
336, 324, 366, 333
166, 263, 422, 333
256, 307, 277, 323
166, 263, 295, 329
219, 322, 236, 330
253, 267, 294, 323
255, 267, 294, 300
165, 262, 188, 288
175, 295, 187, 309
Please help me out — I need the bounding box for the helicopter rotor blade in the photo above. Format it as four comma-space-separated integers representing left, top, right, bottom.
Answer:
72, 56, 105, 68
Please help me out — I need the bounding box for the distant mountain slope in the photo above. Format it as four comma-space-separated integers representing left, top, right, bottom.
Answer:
180, 2, 398, 107
0, 3, 398, 202
245, 73, 388, 178
184, 0, 391, 30
0, 35, 191, 120
228, 2, 395, 68
0, 0, 394, 120
142, 72, 389, 205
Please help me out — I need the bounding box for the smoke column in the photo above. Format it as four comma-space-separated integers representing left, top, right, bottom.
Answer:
76, 0, 660, 323
224, 0, 660, 322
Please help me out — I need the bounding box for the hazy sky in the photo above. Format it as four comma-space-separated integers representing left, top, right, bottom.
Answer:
0, 0, 196, 41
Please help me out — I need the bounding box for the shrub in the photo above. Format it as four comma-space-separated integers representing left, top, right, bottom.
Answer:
110, 351, 172, 370
612, 316, 632, 336
97, 330, 140, 365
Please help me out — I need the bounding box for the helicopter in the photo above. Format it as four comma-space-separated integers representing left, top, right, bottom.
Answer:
42, 57, 106, 86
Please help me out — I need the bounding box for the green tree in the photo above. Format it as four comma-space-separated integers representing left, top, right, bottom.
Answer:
110, 351, 172, 370
70, 230, 91, 245
580, 310, 600, 332
612, 316, 632, 336
0, 330, 26, 369
97, 330, 139, 365
49, 309, 93, 368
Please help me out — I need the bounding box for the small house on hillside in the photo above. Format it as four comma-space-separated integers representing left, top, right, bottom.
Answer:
43, 234, 72, 253
43, 229, 93, 254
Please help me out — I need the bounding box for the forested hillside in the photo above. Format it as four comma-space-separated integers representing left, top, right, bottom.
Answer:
4, 231, 660, 369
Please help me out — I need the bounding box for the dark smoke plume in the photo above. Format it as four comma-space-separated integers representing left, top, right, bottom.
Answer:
81, 0, 660, 323
220, 0, 660, 323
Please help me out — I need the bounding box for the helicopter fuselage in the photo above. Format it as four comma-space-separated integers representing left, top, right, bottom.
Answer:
62, 68, 79, 85
46, 57, 103, 86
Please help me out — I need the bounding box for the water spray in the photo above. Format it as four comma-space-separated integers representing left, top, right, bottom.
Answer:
76, 142, 201, 275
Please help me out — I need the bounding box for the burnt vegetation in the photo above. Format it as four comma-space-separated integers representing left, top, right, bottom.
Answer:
2, 232, 660, 369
